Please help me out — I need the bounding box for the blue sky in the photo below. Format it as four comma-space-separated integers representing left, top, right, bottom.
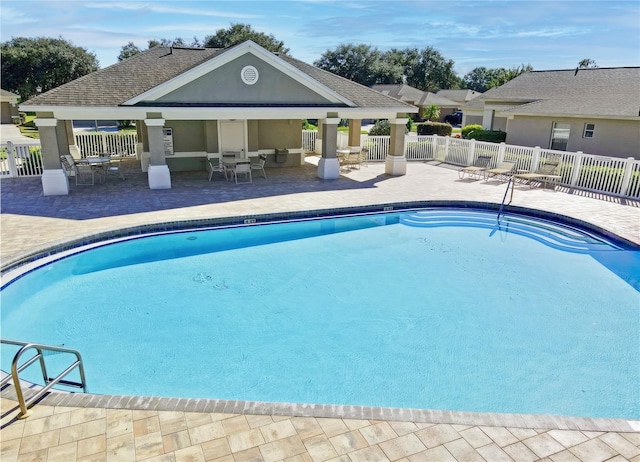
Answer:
1, 0, 638, 77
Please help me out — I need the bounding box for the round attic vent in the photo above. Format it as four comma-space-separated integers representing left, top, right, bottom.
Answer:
241, 66, 259, 85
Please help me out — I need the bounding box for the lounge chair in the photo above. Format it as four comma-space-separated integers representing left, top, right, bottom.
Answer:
458, 155, 492, 180
514, 160, 562, 189
484, 160, 516, 182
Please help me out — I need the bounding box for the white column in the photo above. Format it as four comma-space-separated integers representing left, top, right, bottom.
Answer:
317, 118, 340, 179
385, 118, 408, 176
36, 118, 70, 196
482, 109, 495, 130
144, 118, 171, 189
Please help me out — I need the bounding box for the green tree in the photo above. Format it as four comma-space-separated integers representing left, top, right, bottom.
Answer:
1, 37, 99, 100
402, 47, 460, 92
462, 67, 495, 92
422, 104, 440, 121
119, 37, 204, 61
486, 64, 532, 89
578, 58, 598, 68
314, 44, 459, 89
314, 44, 386, 86
118, 42, 142, 61
203, 23, 289, 54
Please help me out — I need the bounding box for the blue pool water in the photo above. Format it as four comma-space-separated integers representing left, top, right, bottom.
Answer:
1, 209, 639, 419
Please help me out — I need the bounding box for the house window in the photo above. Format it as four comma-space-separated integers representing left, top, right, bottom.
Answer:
583, 123, 595, 138
550, 122, 570, 151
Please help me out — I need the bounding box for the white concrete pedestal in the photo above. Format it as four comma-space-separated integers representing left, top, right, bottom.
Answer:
317, 157, 340, 179
385, 155, 407, 176
148, 165, 172, 189
41, 169, 69, 196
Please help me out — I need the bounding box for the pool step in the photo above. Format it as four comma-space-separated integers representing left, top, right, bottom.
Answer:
400, 210, 617, 253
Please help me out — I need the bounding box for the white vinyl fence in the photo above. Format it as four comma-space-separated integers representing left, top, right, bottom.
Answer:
300, 131, 639, 199
1, 141, 43, 178
302, 130, 316, 153
4, 130, 638, 199
408, 135, 640, 199
73, 132, 138, 157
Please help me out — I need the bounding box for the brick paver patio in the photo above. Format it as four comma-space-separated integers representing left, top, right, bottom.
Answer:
1, 157, 639, 461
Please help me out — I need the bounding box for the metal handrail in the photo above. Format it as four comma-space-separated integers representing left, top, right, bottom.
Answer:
0, 338, 87, 418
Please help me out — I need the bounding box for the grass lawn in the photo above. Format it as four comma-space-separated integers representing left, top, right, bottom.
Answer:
18, 114, 40, 139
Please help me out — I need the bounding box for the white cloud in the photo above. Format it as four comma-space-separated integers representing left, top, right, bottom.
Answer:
0, 6, 39, 25
84, 2, 262, 19
514, 27, 586, 38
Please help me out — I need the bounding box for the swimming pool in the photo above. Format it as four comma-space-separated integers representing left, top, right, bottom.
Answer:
1, 208, 638, 419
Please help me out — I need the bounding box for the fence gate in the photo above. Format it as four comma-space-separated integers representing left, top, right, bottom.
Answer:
1, 141, 43, 178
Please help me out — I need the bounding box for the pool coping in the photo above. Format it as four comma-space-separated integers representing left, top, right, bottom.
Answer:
2, 202, 638, 434
1, 384, 638, 433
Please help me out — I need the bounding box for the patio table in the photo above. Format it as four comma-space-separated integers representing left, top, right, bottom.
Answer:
221, 158, 250, 181
77, 157, 111, 182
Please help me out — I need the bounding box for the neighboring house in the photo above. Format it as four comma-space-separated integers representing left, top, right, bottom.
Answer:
370, 84, 458, 121
435, 89, 482, 108
20, 41, 416, 195
462, 67, 640, 158
1, 89, 20, 124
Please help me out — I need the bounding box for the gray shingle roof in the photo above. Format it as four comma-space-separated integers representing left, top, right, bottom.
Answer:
371, 84, 425, 103
22, 47, 224, 107
436, 89, 481, 103
21, 45, 415, 111
370, 84, 456, 108
1, 89, 19, 98
464, 67, 640, 117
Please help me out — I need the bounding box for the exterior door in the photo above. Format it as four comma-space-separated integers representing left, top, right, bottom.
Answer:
219, 120, 246, 158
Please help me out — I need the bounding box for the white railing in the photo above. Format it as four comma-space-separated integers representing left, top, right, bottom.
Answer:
302, 130, 316, 153
73, 132, 137, 157
395, 135, 638, 199
4, 130, 638, 199
405, 136, 434, 160
361, 135, 389, 161
1, 141, 43, 178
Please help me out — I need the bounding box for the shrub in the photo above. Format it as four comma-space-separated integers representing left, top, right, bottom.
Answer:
368, 119, 391, 136
416, 122, 452, 136
302, 119, 317, 130
465, 129, 507, 143
461, 124, 483, 139
406, 117, 414, 133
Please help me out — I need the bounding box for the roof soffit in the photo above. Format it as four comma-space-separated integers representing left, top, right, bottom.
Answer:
124, 41, 355, 107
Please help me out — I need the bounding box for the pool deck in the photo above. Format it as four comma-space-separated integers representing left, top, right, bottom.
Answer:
1, 157, 639, 461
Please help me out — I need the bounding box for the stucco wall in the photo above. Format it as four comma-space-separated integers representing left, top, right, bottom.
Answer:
165, 120, 206, 152
493, 117, 507, 132
464, 115, 483, 126
204, 121, 218, 153
157, 54, 332, 105
1, 102, 14, 124
506, 116, 640, 158
248, 120, 259, 152
256, 120, 302, 150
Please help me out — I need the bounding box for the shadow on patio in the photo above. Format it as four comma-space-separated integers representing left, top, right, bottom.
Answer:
0, 157, 393, 220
